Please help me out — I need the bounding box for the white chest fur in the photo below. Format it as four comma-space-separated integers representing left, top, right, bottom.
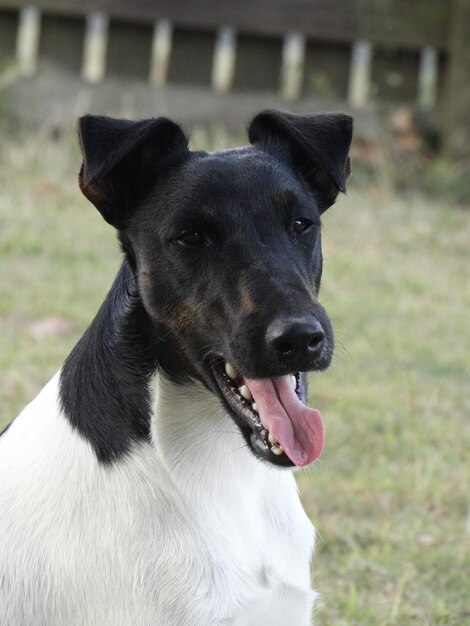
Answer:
0, 373, 316, 626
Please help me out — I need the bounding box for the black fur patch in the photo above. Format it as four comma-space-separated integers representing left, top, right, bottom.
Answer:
59, 261, 160, 462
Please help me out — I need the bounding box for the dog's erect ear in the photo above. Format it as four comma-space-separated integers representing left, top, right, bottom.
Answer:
78, 115, 189, 227
248, 110, 353, 212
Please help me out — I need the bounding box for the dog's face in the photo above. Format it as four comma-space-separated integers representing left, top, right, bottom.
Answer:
78, 111, 352, 468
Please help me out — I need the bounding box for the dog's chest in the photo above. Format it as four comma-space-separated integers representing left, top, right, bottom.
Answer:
149, 377, 316, 623
190, 491, 315, 625
148, 459, 315, 625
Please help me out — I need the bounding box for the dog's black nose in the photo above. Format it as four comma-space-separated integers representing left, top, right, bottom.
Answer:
268, 318, 326, 364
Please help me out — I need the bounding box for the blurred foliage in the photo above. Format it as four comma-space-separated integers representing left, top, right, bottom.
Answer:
351, 106, 470, 207
352, 154, 470, 207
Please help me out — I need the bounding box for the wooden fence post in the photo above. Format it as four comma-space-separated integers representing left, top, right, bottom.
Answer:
212, 26, 236, 93
442, 0, 470, 158
280, 33, 305, 101
348, 40, 372, 107
149, 20, 172, 86
82, 12, 108, 83
418, 46, 438, 110
16, 6, 40, 76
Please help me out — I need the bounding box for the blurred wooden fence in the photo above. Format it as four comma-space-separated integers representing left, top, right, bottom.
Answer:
0, 0, 467, 151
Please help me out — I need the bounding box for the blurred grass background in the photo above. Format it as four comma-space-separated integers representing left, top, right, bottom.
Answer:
0, 125, 469, 625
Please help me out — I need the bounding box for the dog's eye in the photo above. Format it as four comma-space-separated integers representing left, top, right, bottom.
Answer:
177, 231, 206, 246
292, 218, 314, 233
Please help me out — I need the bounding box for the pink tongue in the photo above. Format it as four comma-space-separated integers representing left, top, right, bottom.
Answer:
243, 376, 324, 467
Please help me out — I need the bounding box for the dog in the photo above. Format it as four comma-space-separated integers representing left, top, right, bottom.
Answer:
0, 109, 352, 625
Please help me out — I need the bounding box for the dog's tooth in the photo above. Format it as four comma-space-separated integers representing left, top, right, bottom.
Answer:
260, 429, 267, 437
290, 375, 296, 389
252, 402, 258, 412
239, 385, 252, 401
271, 444, 283, 456
225, 363, 239, 380
268, 433, 278, 445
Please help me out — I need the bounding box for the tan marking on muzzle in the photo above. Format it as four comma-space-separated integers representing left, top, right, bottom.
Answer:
163, 300, 224, 334
239, 282, 258, 315
164, 303, 200, 331
140, 266, 154, 288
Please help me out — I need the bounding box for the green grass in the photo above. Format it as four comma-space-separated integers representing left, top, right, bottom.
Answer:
1, 129, 469, 625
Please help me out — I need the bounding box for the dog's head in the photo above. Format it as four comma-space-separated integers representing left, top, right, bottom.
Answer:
78, 110, 352, 468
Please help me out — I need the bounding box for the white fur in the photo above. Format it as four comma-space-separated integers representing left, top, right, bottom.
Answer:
0, 372, 316, 625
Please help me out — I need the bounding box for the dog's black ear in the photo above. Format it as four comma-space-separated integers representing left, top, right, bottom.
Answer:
248, 110, 353, 212
78, 115, 189, 227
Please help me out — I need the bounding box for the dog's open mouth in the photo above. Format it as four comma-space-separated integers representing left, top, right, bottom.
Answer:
211, 361, 324, 468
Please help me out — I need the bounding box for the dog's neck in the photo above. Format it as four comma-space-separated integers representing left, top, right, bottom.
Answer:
59, 259, 255, 477
59, 260, 164, 462
150, 372, 265, 499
